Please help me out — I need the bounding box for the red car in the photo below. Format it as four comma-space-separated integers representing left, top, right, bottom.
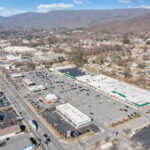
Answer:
46, 138, 51, 142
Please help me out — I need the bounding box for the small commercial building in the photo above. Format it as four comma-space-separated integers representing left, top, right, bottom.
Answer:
22, 79, 35, 86
4, 46, 36, 54
0, 125, 21, 140
11, 73, 24, 78
27, 85, 46, 92
0, 61, 12, 68
43, 94, 59, 103
6, 55, 22, 61
56, 103, 92, 128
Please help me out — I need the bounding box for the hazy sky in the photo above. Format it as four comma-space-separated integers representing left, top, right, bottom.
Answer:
0, 0, 150, 16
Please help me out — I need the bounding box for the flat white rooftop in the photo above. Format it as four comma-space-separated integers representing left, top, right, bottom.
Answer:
6, 55, 21, 61
27, 85, 45, 92
4, 46, 36, 53
77, 74, 150, 108
56, 103, 91, 128
11, 73, 23, 78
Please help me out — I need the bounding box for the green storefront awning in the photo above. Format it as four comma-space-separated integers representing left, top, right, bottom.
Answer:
126, 99, 150, 108
112, 91, 126, 98
64, 74, 76, 80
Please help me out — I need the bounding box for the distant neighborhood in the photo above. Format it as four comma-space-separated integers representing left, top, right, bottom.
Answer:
0, 29, 150, 90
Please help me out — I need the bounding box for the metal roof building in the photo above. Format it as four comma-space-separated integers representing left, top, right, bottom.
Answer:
56, 103, 92, 128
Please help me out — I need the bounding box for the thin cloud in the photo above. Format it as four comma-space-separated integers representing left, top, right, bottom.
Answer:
118, 0, 142, 3
37, 3, 74, 13
73, 0, 90, 5
73, 0, 83, 5
140, 5, 150, 9
133, 5, 150, 9
119, 0, 133, 3
0, 7, 26, 17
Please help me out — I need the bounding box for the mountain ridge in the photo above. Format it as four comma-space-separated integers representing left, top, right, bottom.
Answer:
89, 11, 150, 34
0, 8, 150, 30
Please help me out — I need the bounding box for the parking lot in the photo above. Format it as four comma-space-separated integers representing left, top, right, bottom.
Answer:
58, 66, 87, 77
11, 70, 138, 129
132, 125, 150, 149
0, 133, 34, 150
43, 107, 100, 138
0, 109, 17, 129
0, 91, 10, 108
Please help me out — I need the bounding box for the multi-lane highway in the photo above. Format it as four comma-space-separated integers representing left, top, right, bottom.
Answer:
0, 75, 65, 150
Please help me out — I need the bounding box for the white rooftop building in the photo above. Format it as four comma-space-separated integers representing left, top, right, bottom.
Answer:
43, 94, 59, 103
22, 40, 30, 44
11, 73, 24, 78
6, 55, 22, 61
56, 103, 92, 128
27, 85, 46, 92
4, 46, 36, 53
77, 74, 150, 108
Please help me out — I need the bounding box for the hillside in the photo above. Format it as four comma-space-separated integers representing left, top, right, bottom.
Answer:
90, 12, 150, 34
0, 9, 150, 30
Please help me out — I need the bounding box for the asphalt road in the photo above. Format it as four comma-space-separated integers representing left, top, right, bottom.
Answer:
0, 75, 65, 150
